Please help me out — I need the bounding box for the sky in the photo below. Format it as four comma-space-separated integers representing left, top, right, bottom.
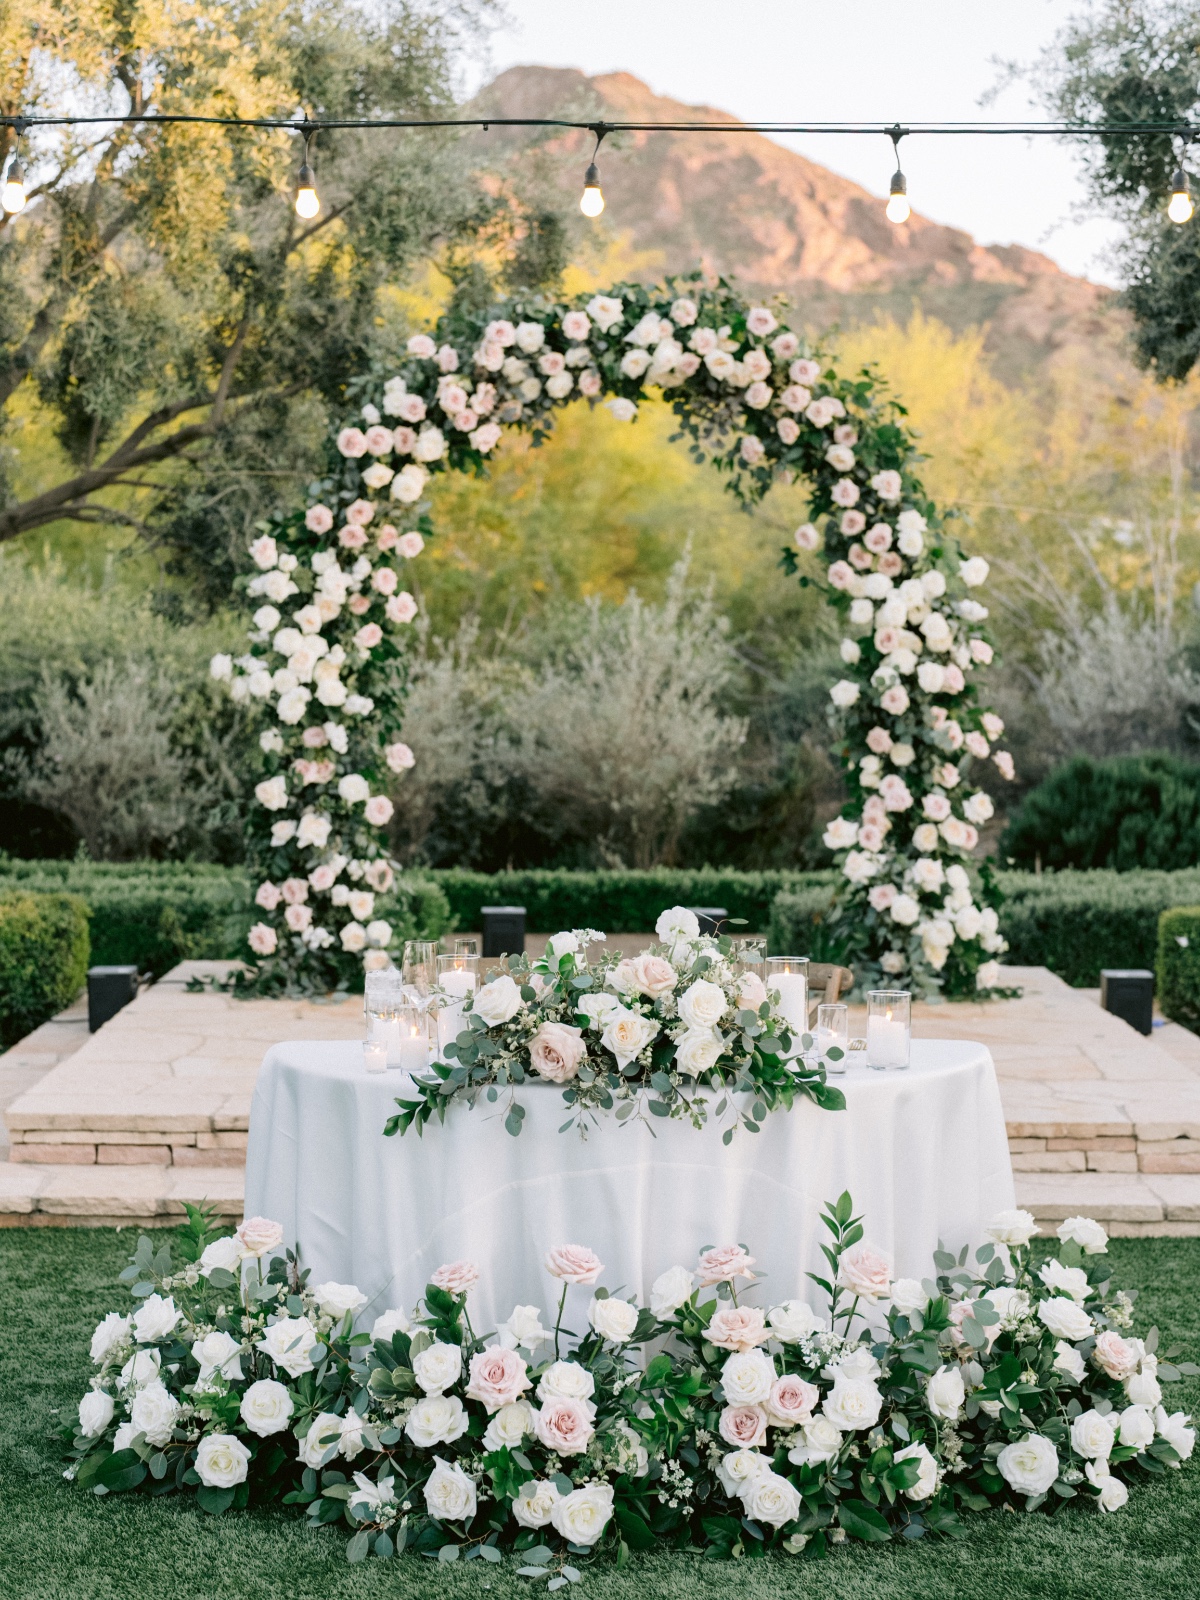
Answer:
470, 0, 1124, 285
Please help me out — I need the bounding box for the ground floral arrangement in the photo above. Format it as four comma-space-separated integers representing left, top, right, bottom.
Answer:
387, 908, 845, 1143
209, 273, 1015, 999
66, 1200, 1195, 1574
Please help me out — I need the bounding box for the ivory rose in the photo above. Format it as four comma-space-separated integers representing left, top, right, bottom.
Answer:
628, 952, 677, 996
589, 1295, 639, 1343
720, 1349, 775, 1407
512, 1478, 561, 1528
412, 1341, 463, 1395
836, 1243, 892, 1300
997, 1434, 1060, 1496
550, 1483, 614, 1546
739, 1470, 802, 1528
423, 1458, 477, 1522
600, 1006, 657, 1067
405, 1395, 469, 1449
677, 978, 726, 1030
529, 1021, 586, 1083
1093, 1330, 1141, 1379
473, 974, 523, 1026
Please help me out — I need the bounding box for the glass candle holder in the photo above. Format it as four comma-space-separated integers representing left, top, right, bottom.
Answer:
436, 953, 479, 1057
452, 937, 480, 958
365, 970, 404, 1058
362, 1039, 387, 1074
816, 1002, 849, 1075
396, 998, 431, 1074
866, 990, 911, 1070
402, 940, 439, 1000
766, 956, 809, 1037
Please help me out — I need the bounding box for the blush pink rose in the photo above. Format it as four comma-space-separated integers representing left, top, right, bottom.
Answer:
739, 971, 767, 1008
629, 953, 677, 997
719, 1404, 768, 1448
355, 623, 383, 650
1093, 1330, 1140, 1380
348, 594, 371, 615
302, 725, 328, 748
256, 881, 282, 911
386, 592, 418, 624
768, 1375, 819, 1425
544, 1245, 603, 1284
236, 1217, 284, 1257
841, 509, 867, 535
708, 1305, 770, 1351
864, 524, 893, 554
943, 665, 965, 694
364, 796, 394, 826
466, 1348, 530, 1411
836, 1243, 892, 1300
281, 878, 309, 905
697, 1245, 756, 1286
391, 426, 417, 454
309, 865, 337, 892
869, 883, 897, 912
878, 553, 903, 576
529, 1022, 587, 1084
284, 903, 312, 932
376, 524, 399, 550
371, 568, 398, 595
534, 1397, 595, 1456
398, 532, 424, 558
345, 499, 376, 528
338, 525, 368, 550
305, 504, 334, 534
248, 922, 277, 955
336, 428, 367, 458
431, 1259, 480, 1295
880, 687, 910, 715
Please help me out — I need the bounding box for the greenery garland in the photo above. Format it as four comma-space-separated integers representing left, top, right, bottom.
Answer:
210, 274, 1015, 996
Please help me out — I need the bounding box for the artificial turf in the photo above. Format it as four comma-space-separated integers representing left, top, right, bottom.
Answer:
1, 1226, 1198, 1600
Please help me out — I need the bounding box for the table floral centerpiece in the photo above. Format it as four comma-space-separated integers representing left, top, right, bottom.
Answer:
384, 907, 847, 1143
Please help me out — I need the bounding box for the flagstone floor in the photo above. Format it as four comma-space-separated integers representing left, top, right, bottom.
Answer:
1, 960, 1198, 1232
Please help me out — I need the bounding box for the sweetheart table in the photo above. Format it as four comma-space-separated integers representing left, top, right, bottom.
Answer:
244, 1038, 1014, 1330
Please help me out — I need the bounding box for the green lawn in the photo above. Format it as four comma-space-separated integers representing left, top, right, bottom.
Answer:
1, 1228, 1198, 1600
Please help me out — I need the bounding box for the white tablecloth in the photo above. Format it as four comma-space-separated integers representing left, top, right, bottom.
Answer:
245, 1040, 1013, 1330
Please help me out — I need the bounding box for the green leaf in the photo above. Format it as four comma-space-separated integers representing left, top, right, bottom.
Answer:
552, 1473, 574, 1496
438, 1543, 460, 1562
346, 1530, 370, 1563
196, 1485, 236, 1515
614, 1505, 657, 1551
838, 1499, 892, 1542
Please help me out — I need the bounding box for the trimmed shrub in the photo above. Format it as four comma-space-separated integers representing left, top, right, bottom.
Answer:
1001, 754, 1200, 871
0, 861, 449, 978
0, 891, 90, 1047
998, 869, 1200, 988
430, 868, 835, 935
1157, 907, 1200, 1029
768, 884, 842, 959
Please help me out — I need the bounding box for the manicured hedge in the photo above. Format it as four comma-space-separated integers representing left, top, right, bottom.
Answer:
767, 883, 842, 959
1001, 753, 1200, 871
430, 869, 835, 934
0, 890, 90, 1048
0, 861, 450, 978
997, 869, 1200, 988
1157, 907, 1200, 1029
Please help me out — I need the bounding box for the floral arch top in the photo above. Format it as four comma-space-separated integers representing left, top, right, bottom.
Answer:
210, 275, 1014, 998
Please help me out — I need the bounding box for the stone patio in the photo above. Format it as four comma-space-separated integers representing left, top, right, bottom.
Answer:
2, 959, 1199, 1232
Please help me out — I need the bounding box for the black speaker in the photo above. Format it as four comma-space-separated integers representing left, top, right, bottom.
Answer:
87, 965, 139, 1032
1100, 969, 1154, 1036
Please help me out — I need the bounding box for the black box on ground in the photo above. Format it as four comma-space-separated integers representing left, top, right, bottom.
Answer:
1100, 968, 1154, 1036
87, 965, 139, 1033
482, 906, 526, 958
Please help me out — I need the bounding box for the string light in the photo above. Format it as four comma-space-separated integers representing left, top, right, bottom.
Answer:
580, 126, 608, 219
294, 129, 319, 220
885, 125, 910, 224
1168, 164, 1193, 223
2, 120, 28, 215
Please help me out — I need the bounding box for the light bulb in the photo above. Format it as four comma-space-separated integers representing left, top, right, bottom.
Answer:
1168, 168, 1193, 224
580, 161, 604, 218
886, 168, 910, 225
294, 159, 319, 219
2, 157, 26, 216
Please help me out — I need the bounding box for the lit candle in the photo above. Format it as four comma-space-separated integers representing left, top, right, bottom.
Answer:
373, 1015, 401, 1065
866, 1004, 910, 1069
398, 1021, 428, 1074
766, 957, 809, 1041
436, 956, 478, 1059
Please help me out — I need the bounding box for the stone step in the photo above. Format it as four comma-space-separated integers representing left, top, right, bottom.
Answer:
2, 1158, 1198, 1234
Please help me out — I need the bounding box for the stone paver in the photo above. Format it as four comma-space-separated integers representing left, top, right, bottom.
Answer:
0, 995, 89, 1156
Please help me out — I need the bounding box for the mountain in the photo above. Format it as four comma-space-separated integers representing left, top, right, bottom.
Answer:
470, 66, 1128, 384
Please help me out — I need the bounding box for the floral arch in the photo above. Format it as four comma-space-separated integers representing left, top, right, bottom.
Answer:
210, 275, 1014, 998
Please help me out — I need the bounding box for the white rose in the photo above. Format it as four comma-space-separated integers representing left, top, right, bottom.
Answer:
1037, 1298, 1093, 1341
1057, 1216, 1109, 1254
405, 1394, 469, 1449
677, 978, 727, 1030
986, 1209, 1039, 1248
830, 678, 860, 708
720, 1349, 776, 1407
483, 1401, 535, 1452
1053, 1341, 1086, 1384
984, 1285, 1030, 1325
132, 1293, 180, 1345
195, 1433, 251, 1489
337, 773, 370, 804
740, 1469, 801, 1528
997, 1433, 1059, 1496
656, 905, 700, 943
1154, 1407, 1196, 1462
1086, 1460, 1129, 1511
512, 1478, 561, 1528
257, 1316, 321, 1378
423, 1457, 477, 1522
787, 1416, 844, 1468
890, 1278, 928, 1315
1117, 1404, 1155, 1450
1038, 1259, 1091, 1304
313, 1281, 368, 1321
412, 1341, 463, 1395
372, 1307, 411, 1343
537, 1360, 595, 1403
78, 1389, 115, 1437
199, 1236, 244, 1277
191, 1330, 244, 1383
576, 992, 621, 1028
118, 1349, 161, 1390
90, 1313, 132, 1365
1126, 1369, 1163, 1407
600, 1006, 658, 1067
767, 1300, 829, 1341
925, 1365, 965, 1420
822, 1375, 883, 1431
589, 1295, 639, 1343
473, 974, 524, 1026
960, 556, 989, 587
496, 1304, 549, 1350
716, 1447, 770, 1495
674, 1028, 723, 1078
240, 1379, 294, 1437
550, 1483, 614, 1547
650, 1265, 696, 1317
895, 1441, 939, 1501
129, 1381, 180, 1447
1070, 1408, 1115, 1460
